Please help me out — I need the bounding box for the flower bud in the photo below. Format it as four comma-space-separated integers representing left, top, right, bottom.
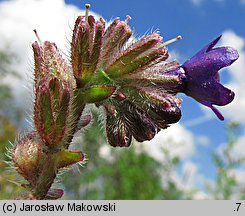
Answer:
34, 77, 73, 147
106, 107, 132, 147
32, 41, 75, 89
120, 101, 158, 142
121, 86, 181, 128
99, 17, 132, 67
12, 132, 45, 186
105, 33, 168, 79
32, 41, 74, 147
71, 15, 105, 87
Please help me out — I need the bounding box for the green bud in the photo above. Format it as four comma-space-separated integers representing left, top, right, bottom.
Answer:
105, 33, 168, 79
71, 15, 105, 87
32, 41, 74, 147
99, 17, 132, 68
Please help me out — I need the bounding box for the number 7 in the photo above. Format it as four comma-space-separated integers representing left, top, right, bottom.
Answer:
236, 203, 241, 211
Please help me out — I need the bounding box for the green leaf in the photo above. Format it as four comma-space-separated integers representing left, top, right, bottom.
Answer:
55, 150, 84, 169
75, 85, 116, 103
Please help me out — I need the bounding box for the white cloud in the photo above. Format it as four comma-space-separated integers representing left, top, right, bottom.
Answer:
0, 0, 99, 108
99, 122, 207, 196
99, 123, 196, 163
192, 191, 209, 199
182, 161, 198, 186
98, 144, 115, 162
138, 124, 214, 197
97, 123, 210, 198
226, 168, 245, 199
228, 169, 245, 186
190, 0, 225, 6
196, 135, 210, 146
218, 135, 245, 163
190, 0, 204, 6
231, 135, 245, 159
161, 159, 210, 199
219, 31, 245, 123
139, 123, 195, 162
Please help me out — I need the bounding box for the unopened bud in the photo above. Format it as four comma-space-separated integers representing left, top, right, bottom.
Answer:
71, 15, 105, 87
106, 111, 132, 147
12, 132, 45, 185
32, 40, 74, 147
105, 33, 168, 79
34, 77, 73, 146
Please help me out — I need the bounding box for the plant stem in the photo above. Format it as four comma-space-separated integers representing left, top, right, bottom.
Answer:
32, 153, 57, 199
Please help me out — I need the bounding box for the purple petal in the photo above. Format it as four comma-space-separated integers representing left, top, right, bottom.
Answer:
199, 100, 225, 121
185, 80, 235, 106
179, 35, 239, 120
196, 83, 234, 120
183, 47, 238, 80
200, 35, 222, 53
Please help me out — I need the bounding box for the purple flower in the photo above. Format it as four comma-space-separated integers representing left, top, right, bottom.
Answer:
168, 35, 239, 120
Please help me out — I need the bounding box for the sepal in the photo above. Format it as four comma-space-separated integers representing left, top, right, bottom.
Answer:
54, 150, 85, 169
75, 85, 117, 103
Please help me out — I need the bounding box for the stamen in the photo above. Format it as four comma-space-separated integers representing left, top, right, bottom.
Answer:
162, 35, 182, 46
33, 29, 42, 45
85, 4, 90, 23
125, 15, 131, 24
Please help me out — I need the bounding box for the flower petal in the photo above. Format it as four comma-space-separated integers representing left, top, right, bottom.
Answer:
194, 83, 234, 120
183, 35, 238, 77
179, 35, 239, 120
184, 78, 235, 105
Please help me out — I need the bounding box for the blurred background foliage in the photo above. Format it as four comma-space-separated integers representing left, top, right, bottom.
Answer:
0, 50, 25, 199
0, 49, 245, 200
62, 111, 189, 199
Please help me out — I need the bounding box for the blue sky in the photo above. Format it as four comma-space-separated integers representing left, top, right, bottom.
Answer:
1, 0, 245, 197
65, 0, 245, 53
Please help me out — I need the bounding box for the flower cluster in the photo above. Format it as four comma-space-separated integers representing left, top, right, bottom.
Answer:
11, 5, 239, 199
70, 13, 186, 147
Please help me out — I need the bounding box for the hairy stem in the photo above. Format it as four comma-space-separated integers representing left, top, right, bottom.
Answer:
32, 153, 57, 199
